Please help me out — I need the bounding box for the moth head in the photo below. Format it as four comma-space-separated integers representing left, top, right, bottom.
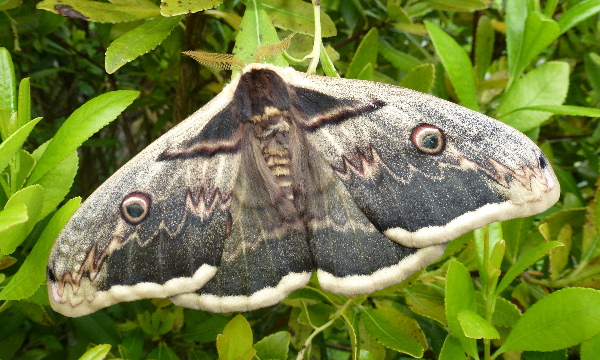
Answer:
411, 124, 445, 154
120, 192, 152, 225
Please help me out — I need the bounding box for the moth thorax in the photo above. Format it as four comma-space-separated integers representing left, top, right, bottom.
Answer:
255, 116, 294, 200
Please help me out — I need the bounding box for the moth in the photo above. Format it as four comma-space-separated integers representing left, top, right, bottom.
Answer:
47, 63, 560, 316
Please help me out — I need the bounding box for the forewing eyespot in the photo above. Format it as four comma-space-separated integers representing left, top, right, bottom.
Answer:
411, 124, 445, 154
121, 192, 151, 225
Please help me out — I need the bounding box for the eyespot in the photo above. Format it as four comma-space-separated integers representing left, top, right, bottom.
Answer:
121, 192, 151, 225
411, 124, 445, 154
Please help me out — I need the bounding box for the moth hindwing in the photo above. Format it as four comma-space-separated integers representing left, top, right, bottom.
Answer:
47, 63, 560, 316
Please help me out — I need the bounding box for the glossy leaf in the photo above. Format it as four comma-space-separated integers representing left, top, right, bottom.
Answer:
0, 197, 80, 300
474, 15, 494, 82
439, 335, 466, 360
496, 241, 563, 296
518, 104, 600, 117
233, 0, 287, 69
0, 47, 16, 140
77, 344, 111, 360
17, 78, 30, 130
31, 148, 78, 218
457, 309, 500, 339
160, 0, 221, 17
497, 61, 569, 132
263, 0, 336, 37
36, 0, 160, 23
425, 21, 479, 111
360, 305, 424, 357
581, 332, 600, 360
445, 260, 479, 359
400, 63, 435, 93
499, 288, 600, 352
0, 185, 44, 255
0, 203, 28, 232
217, 315, 255, 360
0, 117, 41, 174
105, 15, 182, 74
378, 43, 422, 73
347, 28, 378, 79
27, 90, 138, 185
147, 342, 180, 360
254, 331, 290, 360
557, 0, 600, 35
404, 283, 446, 325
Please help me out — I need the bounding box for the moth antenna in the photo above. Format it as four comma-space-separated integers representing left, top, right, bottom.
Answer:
254, 33, 296, 63
182, 51, 245, 70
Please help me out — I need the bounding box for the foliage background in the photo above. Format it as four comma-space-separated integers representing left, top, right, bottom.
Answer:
1, 0, 600, 359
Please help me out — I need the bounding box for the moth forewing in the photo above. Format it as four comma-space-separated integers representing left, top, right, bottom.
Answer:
47, 63, 559, 316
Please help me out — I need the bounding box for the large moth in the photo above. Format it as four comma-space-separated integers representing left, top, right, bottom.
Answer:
47, 63, 560, 316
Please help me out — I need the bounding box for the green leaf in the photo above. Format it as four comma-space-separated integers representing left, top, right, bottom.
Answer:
179, 314, 231, 343
360, 305, 425, 357
476, 294, 522, 328
457, 309, 500, 339
497, 61, 569, 132
31, 149, 78, 219
400, 64, 435, 93
357, 309, 386, 360
105, 15, 182, 74
439, 335, 466, 360
77, 344, 111, 360
495, 241, 563, 296
160, 0, 221, 16
355, 63, 374, 81
581, 332, 600, 360
263, 0, 336, 37
233, 0, 287, 69
557, 0, 600, 35
13, 150, 35, 191
147, 342, 180, 360
217, 315, 255, 360
0, 47, 16, 140
0, 0, 21, 11
517, 104, 600, 117
319, 44, 339, 78
0, 197, 80, 300
119, 329, 144, 360
499, 288, 600, 352
474, 15, 494, 82
505, 0, 529, 85
510, 12, 559, 86
27, 90, 138, 185
17, 78, 31, 129
404, 283, 446, 325
425, 0, 490, 11
36, 0, 160, 23
425, 21, 479, 111
548, 224, 572, 280
445, 260, 479, 359
254, 331, 290, 360
0, 203, 28, 232
473, 223, 503, 279
0, 185, 44, 255
347, 27, 378, 79
71, 311, 122, 347
503, 216, 536, 263
378, 43, 422, 73
0, 117, 42, 174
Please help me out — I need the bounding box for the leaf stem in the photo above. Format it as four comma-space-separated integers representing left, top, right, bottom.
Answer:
296, 298, 353, 360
